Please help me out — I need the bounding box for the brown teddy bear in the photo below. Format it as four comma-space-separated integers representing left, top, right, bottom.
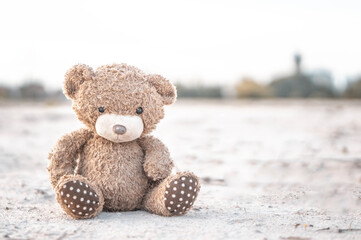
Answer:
47, 63, 200, 219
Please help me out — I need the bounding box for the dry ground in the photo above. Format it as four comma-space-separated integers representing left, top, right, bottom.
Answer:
0, 100, 360, 240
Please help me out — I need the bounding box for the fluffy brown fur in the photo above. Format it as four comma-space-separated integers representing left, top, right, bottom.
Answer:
47, 63, 200, 219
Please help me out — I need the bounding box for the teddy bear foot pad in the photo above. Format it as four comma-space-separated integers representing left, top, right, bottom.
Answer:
58, 180, 100, 218
164, 175, 200, 216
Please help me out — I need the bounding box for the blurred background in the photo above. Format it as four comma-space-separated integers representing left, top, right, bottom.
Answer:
0, 0, 361, 100
0, 1, 360, 239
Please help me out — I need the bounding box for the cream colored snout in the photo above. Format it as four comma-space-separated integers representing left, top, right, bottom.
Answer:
95, 114, 144, 143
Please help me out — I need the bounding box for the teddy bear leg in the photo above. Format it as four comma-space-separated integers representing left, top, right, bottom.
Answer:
143, 171, 200, 216
55, 175, 104, 219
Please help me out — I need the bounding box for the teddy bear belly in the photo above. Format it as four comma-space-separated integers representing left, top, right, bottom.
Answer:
79, 140, 149, 211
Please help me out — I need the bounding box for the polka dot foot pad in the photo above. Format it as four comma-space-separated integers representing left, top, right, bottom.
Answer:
164, 175, 199, 216
59, 180, 100, 218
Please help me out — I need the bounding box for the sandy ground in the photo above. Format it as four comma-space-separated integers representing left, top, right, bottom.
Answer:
0, 99, 360, 240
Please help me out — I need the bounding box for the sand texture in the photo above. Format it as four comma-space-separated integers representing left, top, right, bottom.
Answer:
0, 100, 360, 239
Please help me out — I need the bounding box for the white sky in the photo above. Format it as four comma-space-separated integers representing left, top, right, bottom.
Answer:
0, 0, 360, 89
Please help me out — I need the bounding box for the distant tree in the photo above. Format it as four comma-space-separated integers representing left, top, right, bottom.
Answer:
269, 74, 313, 98
175, 83, 222, 98
269, 73, 335, 98
269, 53, 335, 98
235, 77, 272, 98
307, 70, 335, 97
344, 78, 361, 98
19, 81, 46, 100
46, 89, 67, 102
1, 81, 68, 102
0, 85, 11, 99
309, 85, 335, 98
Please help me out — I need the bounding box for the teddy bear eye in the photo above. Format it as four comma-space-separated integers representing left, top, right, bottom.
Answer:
136, 107, 143, 114
98, 107, 105, 113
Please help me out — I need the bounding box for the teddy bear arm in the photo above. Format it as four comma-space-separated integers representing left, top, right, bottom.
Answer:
138, 136, 174, 181
47, 128, 93, 188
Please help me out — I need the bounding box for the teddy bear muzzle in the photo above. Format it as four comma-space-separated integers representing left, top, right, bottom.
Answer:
95, 113, 144, 143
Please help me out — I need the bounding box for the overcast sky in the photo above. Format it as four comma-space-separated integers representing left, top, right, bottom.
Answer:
0, 0, 360, 89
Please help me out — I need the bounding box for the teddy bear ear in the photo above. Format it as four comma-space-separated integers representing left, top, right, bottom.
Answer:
148, 74, 177, 105
63, 64, 94, 100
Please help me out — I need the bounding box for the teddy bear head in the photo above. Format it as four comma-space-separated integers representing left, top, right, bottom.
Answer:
63, 63, 176, 143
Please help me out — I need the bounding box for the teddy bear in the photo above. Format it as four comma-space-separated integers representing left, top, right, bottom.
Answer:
47, 63, 200, 219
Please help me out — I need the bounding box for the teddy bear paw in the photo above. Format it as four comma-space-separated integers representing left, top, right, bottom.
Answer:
164, 175, 200, 216
58, 180, 101, 218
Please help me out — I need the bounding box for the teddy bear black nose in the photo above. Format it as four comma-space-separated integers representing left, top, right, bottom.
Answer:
113, 125, 127, 135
